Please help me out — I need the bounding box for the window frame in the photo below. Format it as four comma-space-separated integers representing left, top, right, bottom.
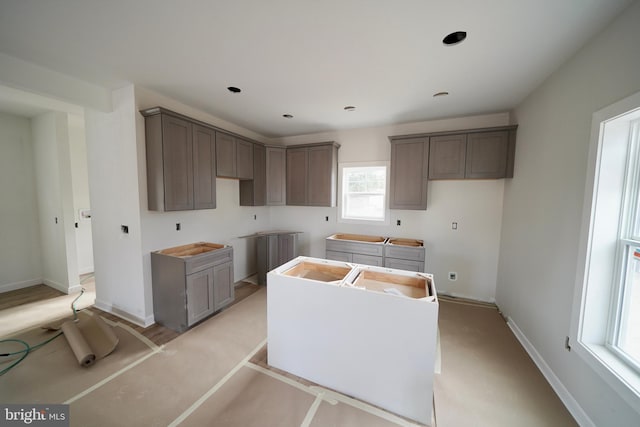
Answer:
571, 90, 640, 414
337, 161, 390, 225
607, 119, 640, 372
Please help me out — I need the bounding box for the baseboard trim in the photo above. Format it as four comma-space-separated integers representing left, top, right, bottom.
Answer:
78, 267, 94, 275
43, 279, 71, 294
0, 278, 43, 294
94, 298, 155, 328
507, 318, 595, 427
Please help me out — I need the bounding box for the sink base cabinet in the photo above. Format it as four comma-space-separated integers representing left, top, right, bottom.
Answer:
326, 235, 425, 271
151, 246, 234, 332
325, 238, 384, 267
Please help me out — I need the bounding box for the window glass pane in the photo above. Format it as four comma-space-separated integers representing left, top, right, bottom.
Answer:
341, 166, 386, 222
618, 246, 640, 365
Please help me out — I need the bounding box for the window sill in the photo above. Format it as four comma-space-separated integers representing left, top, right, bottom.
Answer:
575, 341, 640, 414
337, 217, 389, 226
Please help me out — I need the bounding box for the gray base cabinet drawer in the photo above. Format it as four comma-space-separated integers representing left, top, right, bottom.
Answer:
384, 245, 425, 262
352, 254, 383, 267
326, 250, 352, 263
384, 258, 425, 272
325, 240, 384, 257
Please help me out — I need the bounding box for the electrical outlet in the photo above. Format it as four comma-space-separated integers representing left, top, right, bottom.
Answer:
325, 216, 329, 222
397, 219, 401, 226
452, 222, 458, 230
176, 223, 181, 231
121, 225, 129, 234
448, 272, 457, 281
254, 214, 257, 220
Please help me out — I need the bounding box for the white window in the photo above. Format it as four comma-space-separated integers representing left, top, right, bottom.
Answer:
610, 118, 640, 370
572, 90, 640, 412
338, 162, 389, 224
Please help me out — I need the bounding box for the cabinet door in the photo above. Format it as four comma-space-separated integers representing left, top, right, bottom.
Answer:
192, 124, 216, 209
236, 139, 254, 179
277, 233, 297, 265
466, 131, 508, 179
240, 144, 265, 206
286, 147, 308, 205
186, 268, 214, 326
266, 147, 286, 205
429, 134, 466, 180
390, 138, 429, 210
307, 145, 337, 207
213, 262, 234, 311
162, 115, 194, 211
216, 132, 236, 178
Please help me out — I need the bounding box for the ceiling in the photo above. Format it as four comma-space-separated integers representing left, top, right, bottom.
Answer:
0, 0, 632, 137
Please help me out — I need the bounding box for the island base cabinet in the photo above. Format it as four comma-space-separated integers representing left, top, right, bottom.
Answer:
267, 257, 438, 425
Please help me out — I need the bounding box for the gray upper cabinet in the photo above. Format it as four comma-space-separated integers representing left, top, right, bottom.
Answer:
215, 132, 236, 178
192, 124, 216, 209
286, 142, 339, 207
240, 144, 287, 207
429, 134, 466, 180
143, 109, 217, 212
236, 138, 254, 179
390, 137, 429, 210
216, 132, 254, 179
266, 146, 286, 205
239, 143, 266, 206
286, 147, 309, 205
392, 125, 517, 188
466, 131, 508, 179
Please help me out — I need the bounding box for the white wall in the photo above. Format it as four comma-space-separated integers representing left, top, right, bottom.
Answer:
0, 112, 42, 292
85, 86, 148, 324
68, 113, 94, 275
496, 1, 640, 425
31, 112, 79, 293
271, 113, 510, 301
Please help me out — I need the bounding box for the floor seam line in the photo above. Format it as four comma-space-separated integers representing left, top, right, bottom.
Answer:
63, 345, 163, 404
167, 337, 267, 427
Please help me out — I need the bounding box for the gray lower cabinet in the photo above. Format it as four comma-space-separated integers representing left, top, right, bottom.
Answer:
383, 242, 425, 272
389, 137, 429, 210
326, 235, 425, 272
286, 142, 339, 207
151, 244, 234, 332
256, 232, 299, 285
325, 238, 384, 267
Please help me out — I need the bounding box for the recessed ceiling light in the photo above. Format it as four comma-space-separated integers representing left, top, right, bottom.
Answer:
433, 91, 449, 97
442, 31, 467, 46
344, 106, 356, 111
283, 114, 293, 119
227, 86, 241, 93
